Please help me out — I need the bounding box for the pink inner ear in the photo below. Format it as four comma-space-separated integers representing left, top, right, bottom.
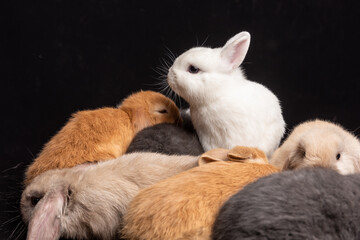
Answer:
226, 38, 250, 70
221, 33, 250, 70
230, 39, 248, 66
27, 191, 65, 240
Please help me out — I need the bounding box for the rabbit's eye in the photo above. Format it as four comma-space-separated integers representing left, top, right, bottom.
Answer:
158, 109, 168, 114
188, 65, 200, 74
336, 153, 341, 160
30, 196, 42, 206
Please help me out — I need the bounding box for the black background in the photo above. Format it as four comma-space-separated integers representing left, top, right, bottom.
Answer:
1, 0, 359, 239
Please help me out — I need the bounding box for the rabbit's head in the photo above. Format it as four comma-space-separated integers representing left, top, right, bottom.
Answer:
21, 169, 71, 240
167, 32, 250, 104
119, 90, 181, 133
282, 120, 360, 174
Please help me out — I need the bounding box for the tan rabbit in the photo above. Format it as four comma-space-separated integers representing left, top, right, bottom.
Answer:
121, 146, 279, 240
24, 90, 181, 185
21, 152, 200, 240
270, 119, 360, 174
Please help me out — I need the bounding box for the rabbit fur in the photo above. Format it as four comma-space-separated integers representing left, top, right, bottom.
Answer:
126, 108, 204, 156
21, 152, 200, 240
270, 119, 360, 174
167, 31, 285, 157
121, 146, 279, 240
212, 167, 360, 240
24, 90, 181, 185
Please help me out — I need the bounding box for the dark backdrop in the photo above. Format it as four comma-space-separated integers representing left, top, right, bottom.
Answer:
1, 0, 359, 239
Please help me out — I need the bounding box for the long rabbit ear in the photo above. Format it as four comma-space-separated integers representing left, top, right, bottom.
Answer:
220, 31, 251, 70
27, 189, 65, 240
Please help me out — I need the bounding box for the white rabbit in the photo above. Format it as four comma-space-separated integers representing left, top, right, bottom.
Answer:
167, 31, 285, 157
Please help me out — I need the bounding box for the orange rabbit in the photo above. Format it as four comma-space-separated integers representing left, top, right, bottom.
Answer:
24, 90, 181, 185
121, 146, 279, 240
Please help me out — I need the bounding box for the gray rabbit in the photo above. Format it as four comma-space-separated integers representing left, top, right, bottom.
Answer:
126, 109, 204, 155
212, 167, 360, 240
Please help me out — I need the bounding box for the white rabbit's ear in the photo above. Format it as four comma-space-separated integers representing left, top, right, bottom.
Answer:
220, 31, 251, 70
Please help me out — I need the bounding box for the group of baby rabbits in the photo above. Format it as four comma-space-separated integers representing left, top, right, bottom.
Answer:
20, 31, 360, 240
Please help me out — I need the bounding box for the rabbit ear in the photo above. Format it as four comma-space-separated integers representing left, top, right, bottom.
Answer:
228, 146, 268, 164
283, 156, 303, 170
282, 143, 306, 170
283, 145, 306, 170
283, 156, 297, 170
198, 148, 229, 165
133, 109, 153, 133
228, 146, 254, 160
125, 108, 153, 134
220, 31, 251, 70
27, 189, 65, 240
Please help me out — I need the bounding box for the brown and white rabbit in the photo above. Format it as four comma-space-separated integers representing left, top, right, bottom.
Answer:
121, 146, 279, 240
21, 152, 201, 240
270, 119, 360, 174
24, 90, 181, 185
167, 31, 285, 157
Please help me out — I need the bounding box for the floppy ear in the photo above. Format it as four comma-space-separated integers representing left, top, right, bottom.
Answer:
127, 108, 153, 134
198, 148, 229, 166
283, 157, 297, 170
282, 155, 301, 170
27, 190, 64, 240
228, 146, 268, 164
283, 147, 304, 170
220, 31, 251, 70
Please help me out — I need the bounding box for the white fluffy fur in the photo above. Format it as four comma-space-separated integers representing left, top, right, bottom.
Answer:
167, 31, 285, 157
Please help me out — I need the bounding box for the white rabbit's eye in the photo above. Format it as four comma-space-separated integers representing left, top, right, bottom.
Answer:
188, 65, 200, 74
336, 153, 341, 160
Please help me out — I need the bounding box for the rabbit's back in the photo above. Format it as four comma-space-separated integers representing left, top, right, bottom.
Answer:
121, 161, 279, 240
25, 108, 133, 185
191, 80, 284, 156
126, 123, 204, 156
212, 167, 360, 240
